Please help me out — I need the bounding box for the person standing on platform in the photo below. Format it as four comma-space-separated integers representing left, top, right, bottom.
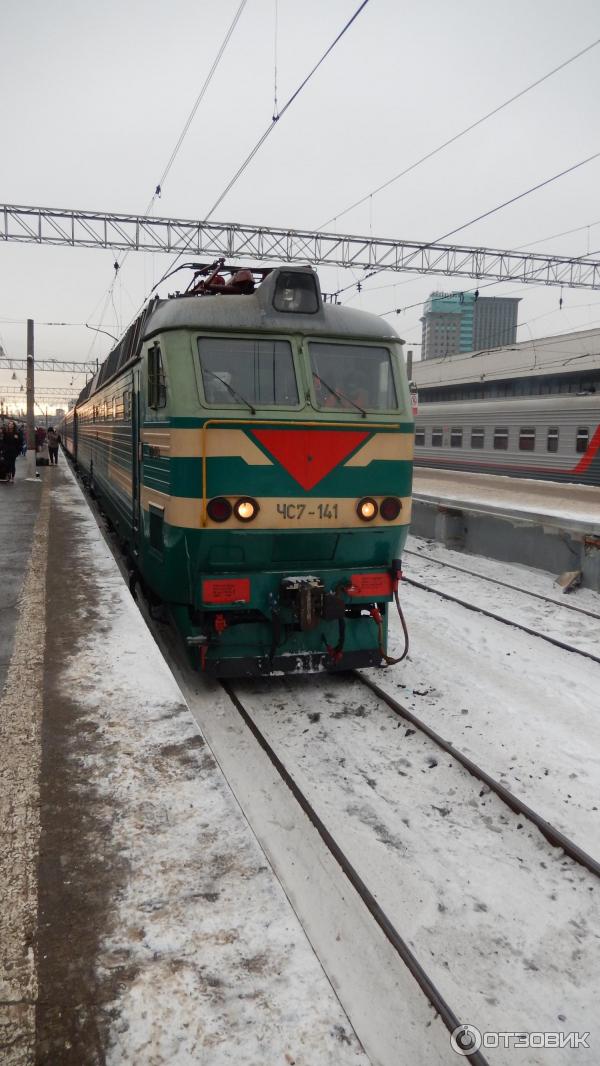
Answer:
47, 426, 61, 465
0, 425, 9, 481
4, 420, 22, 481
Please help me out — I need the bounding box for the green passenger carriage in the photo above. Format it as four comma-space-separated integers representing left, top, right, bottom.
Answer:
61, 263, 414, 675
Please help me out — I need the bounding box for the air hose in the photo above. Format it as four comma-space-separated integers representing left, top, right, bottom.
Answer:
371, 560, 409, 666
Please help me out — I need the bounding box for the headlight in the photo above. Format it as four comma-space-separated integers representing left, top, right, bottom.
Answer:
207, 497, 232, 522
357, 497, 378, 521
380, 497, 401, 521
234, 497, 259, 522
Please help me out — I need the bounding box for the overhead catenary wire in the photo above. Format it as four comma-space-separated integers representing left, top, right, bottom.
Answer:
151, 0, 247, 206
149, 0, 372, 295
319, 35, 600, 230
113, 0, 248, 279
86, 2, 248, 355
273, 0, 279, 120
339, 154, 600, 313
417, 150, 600, 252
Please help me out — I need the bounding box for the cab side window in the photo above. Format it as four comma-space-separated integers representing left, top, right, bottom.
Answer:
148, 345, 167, 409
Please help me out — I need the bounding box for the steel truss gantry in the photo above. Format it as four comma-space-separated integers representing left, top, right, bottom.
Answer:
2, 202, 600, 291
0, 357, 96, 374
0, 386, 76, 404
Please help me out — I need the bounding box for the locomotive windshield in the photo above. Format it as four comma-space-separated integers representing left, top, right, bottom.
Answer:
197, 337, 299, 406
309, 342, 399, 411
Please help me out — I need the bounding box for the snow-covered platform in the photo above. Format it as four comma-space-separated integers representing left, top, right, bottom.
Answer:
0, 460, 367, 1065
412, 468, 600, 589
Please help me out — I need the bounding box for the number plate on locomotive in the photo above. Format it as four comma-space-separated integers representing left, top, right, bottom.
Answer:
276, 502, 339, 520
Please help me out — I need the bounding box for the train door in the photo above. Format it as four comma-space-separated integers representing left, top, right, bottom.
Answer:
73, 409, 78, 461
132, 369, 141, 554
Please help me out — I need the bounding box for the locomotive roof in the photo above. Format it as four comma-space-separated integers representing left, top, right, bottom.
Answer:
144, 291, 401, 342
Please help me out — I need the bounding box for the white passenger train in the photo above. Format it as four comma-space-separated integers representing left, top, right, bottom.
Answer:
414, 394, 600, 486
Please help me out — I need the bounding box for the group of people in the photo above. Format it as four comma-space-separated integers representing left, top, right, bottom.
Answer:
0, 420, 24, 481
0, 422, 61, 481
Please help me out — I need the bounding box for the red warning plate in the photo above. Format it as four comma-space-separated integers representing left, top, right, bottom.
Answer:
349, 573, 393, 598
202, 578, 250, 604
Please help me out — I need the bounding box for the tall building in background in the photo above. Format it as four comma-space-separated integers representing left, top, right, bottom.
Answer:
420, 291, 520, 360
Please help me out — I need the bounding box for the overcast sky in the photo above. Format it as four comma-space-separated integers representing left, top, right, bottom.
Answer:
2, 0, 600, 412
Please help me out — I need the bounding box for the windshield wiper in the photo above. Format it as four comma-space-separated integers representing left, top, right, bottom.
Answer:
314, 374, 366, 418
203, 368, 256, 415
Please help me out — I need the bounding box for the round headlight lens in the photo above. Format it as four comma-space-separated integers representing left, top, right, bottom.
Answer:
234, 497, 259, 522
380, 497, 401, 521
357, 497, 378, 521
207, 496, 232, 522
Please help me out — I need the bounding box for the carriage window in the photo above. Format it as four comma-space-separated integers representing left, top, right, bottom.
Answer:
471, 426, 485, 449
309, 342, 398, 411
431, 426, 443, 447
494, 427, 509, 450
198, 337, 298, 406
547, 427, 559, 453
415, 426, 425, 446
576, 427, 589, 453
148, 344, 167, 409
519, 427, 536, 451
123, 390, 132, 420
450, 426, 462, 448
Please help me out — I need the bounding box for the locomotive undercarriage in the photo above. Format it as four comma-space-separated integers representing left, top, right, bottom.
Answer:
176, 572, 396, 676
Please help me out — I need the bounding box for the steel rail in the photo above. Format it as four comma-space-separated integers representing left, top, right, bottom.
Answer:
356, 673, 600, 880
404, 548, 600, 621
223, 680, 491, 1065
403, 576, 600, 666
2, 202, 600, 289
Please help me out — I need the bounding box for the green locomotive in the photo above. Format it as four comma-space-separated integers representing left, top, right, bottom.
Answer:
62, 263, 414, 675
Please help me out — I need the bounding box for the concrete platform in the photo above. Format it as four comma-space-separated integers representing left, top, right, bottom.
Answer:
0, 459, 368, 1065
412, 468, 600, 590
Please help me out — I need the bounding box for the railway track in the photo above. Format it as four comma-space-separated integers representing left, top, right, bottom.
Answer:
404, 547, 600, 622
353, 671, 600, 880
220, 669, 600, 1063
223, 678, 491, 1066
402, 574, 600, 666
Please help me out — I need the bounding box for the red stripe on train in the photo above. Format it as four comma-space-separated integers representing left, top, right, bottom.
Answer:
573, 424, 600, 474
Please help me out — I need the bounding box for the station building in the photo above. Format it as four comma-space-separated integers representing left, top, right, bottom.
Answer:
413, 325, 600, 402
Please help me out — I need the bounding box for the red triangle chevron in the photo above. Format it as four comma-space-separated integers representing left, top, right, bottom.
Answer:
252, 429, 368, 490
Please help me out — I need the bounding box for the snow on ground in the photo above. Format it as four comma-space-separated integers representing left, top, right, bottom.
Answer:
177, 669, 454, 1066
235, 674, 600, 1066
46, 465, 370, 1066
407, 534, 600, 616
413, 469, 600, 529
405, 538, 600, 658
373, 543, 600, 856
